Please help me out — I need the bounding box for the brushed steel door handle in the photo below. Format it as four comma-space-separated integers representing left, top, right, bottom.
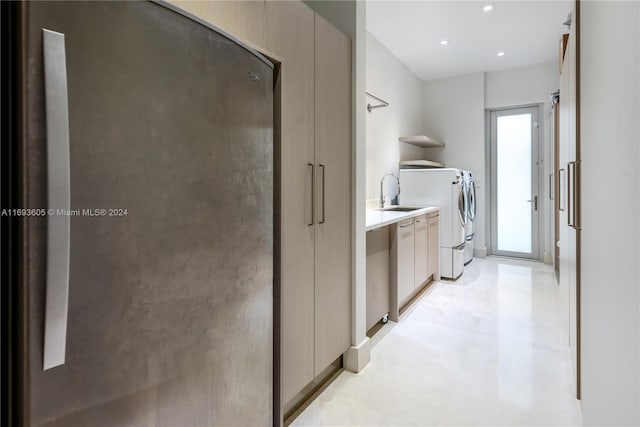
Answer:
568, 162, 574, 227
308, 163, 314, 226
526, 196, 538, 211
568, 161, 580, 229
574, 161, 580, 230
43, 29, 71, 371
558, 168, 565, 211
319, 164, 325, 224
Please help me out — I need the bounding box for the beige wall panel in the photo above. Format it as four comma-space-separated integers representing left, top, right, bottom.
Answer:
169, 1, 267, 48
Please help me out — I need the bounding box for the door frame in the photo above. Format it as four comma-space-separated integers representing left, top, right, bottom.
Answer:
486, 103, 544, 260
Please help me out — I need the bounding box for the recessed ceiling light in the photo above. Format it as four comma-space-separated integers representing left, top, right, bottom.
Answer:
497, 51, 505, 57
483, 5, 493, 12
440, 40, 449, 46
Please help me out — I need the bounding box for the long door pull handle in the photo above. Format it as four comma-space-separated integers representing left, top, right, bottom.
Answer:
43, 29, 71, 371
558, 168, 566, 212
574, 161, 580, 229
308, 163, 314, 226
568, 161, 580, 229
319, 164, 326, 224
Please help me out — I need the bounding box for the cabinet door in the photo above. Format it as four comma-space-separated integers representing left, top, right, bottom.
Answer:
397, 219, 415, 306
428, 214, 440, 279
559, 21, 579, 398
366, 227, 390, 331
414, 215, 428, 288
266, 1, 316, 403
313, 14, 352, 375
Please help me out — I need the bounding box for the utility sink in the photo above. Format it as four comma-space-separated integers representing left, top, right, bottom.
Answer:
379, 206, 422, 212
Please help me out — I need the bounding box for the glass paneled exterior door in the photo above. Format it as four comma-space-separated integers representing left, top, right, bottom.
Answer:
490, 106, 541, 259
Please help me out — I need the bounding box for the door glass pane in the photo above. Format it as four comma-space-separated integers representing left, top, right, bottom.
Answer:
496, 113, 532, 253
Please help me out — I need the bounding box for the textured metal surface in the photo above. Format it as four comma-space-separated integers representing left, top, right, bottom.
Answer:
42, 29, 70, 371
25, 2, 273, 425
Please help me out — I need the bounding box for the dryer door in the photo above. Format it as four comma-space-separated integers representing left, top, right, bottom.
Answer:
457, 182, 468, 228
468, 181, 476, 221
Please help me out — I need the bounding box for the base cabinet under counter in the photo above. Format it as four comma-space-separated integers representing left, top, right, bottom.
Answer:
393, 218, 416, 308
366, 208, 440, 329
366, 226, 390, 331
427, 212, 440, 280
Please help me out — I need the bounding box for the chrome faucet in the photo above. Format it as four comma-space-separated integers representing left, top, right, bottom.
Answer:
380, 173, 400, 208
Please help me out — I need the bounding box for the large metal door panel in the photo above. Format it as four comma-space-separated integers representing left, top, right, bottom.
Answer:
22, 2, 273, 425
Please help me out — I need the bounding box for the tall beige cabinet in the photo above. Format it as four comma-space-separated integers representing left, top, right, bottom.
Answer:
265, 0, 316, 406
266, 4, 352, 405
557, 1, 580, 398
313, 15, 352, 377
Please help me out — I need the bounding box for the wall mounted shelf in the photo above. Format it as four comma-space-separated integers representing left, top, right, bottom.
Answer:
399, 135, 445, 148
399, 160, 445, 169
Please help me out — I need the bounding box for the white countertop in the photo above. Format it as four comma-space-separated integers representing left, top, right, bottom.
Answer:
366, 206, 439, 231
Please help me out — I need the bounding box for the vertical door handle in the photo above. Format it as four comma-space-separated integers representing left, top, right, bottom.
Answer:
526, 196, 538, 211
574, 160, 580, 229
568, 161, 580, 229
567, 161, 574, 227
318, 164, 326, 224
558, 168, 565, 211
42, 29, 71, 370
308, 163, 314, 226
549, 173, 553, 200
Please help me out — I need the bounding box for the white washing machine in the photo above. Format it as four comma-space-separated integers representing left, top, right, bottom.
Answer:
399, 168, 467, 279
462, 170, 476, 265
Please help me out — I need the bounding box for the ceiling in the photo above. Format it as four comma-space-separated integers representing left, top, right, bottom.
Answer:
366, 0, 572, 81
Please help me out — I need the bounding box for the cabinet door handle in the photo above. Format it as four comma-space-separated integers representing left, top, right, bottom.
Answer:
308, 163, 314, 226
43, 29, 71, 371
549, 173, 553, 200
567, 162, 573, 227
399, 222, 413, 228
568, 160, 580, 230
558, 168, 565, 212
319, 164, 325, 224
574, 161, 580, 229
567, 162, 571, 226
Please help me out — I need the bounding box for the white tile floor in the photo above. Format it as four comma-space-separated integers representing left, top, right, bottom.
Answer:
292, 257, 583, 426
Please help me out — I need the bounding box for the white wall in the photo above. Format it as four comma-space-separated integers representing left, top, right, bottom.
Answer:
485, 61, 558, 109
421, 63, 559, 257
485, 61, 559, 263
580, 1, 640, 424
422, 73, 487, 251
366, 32, 426, 206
